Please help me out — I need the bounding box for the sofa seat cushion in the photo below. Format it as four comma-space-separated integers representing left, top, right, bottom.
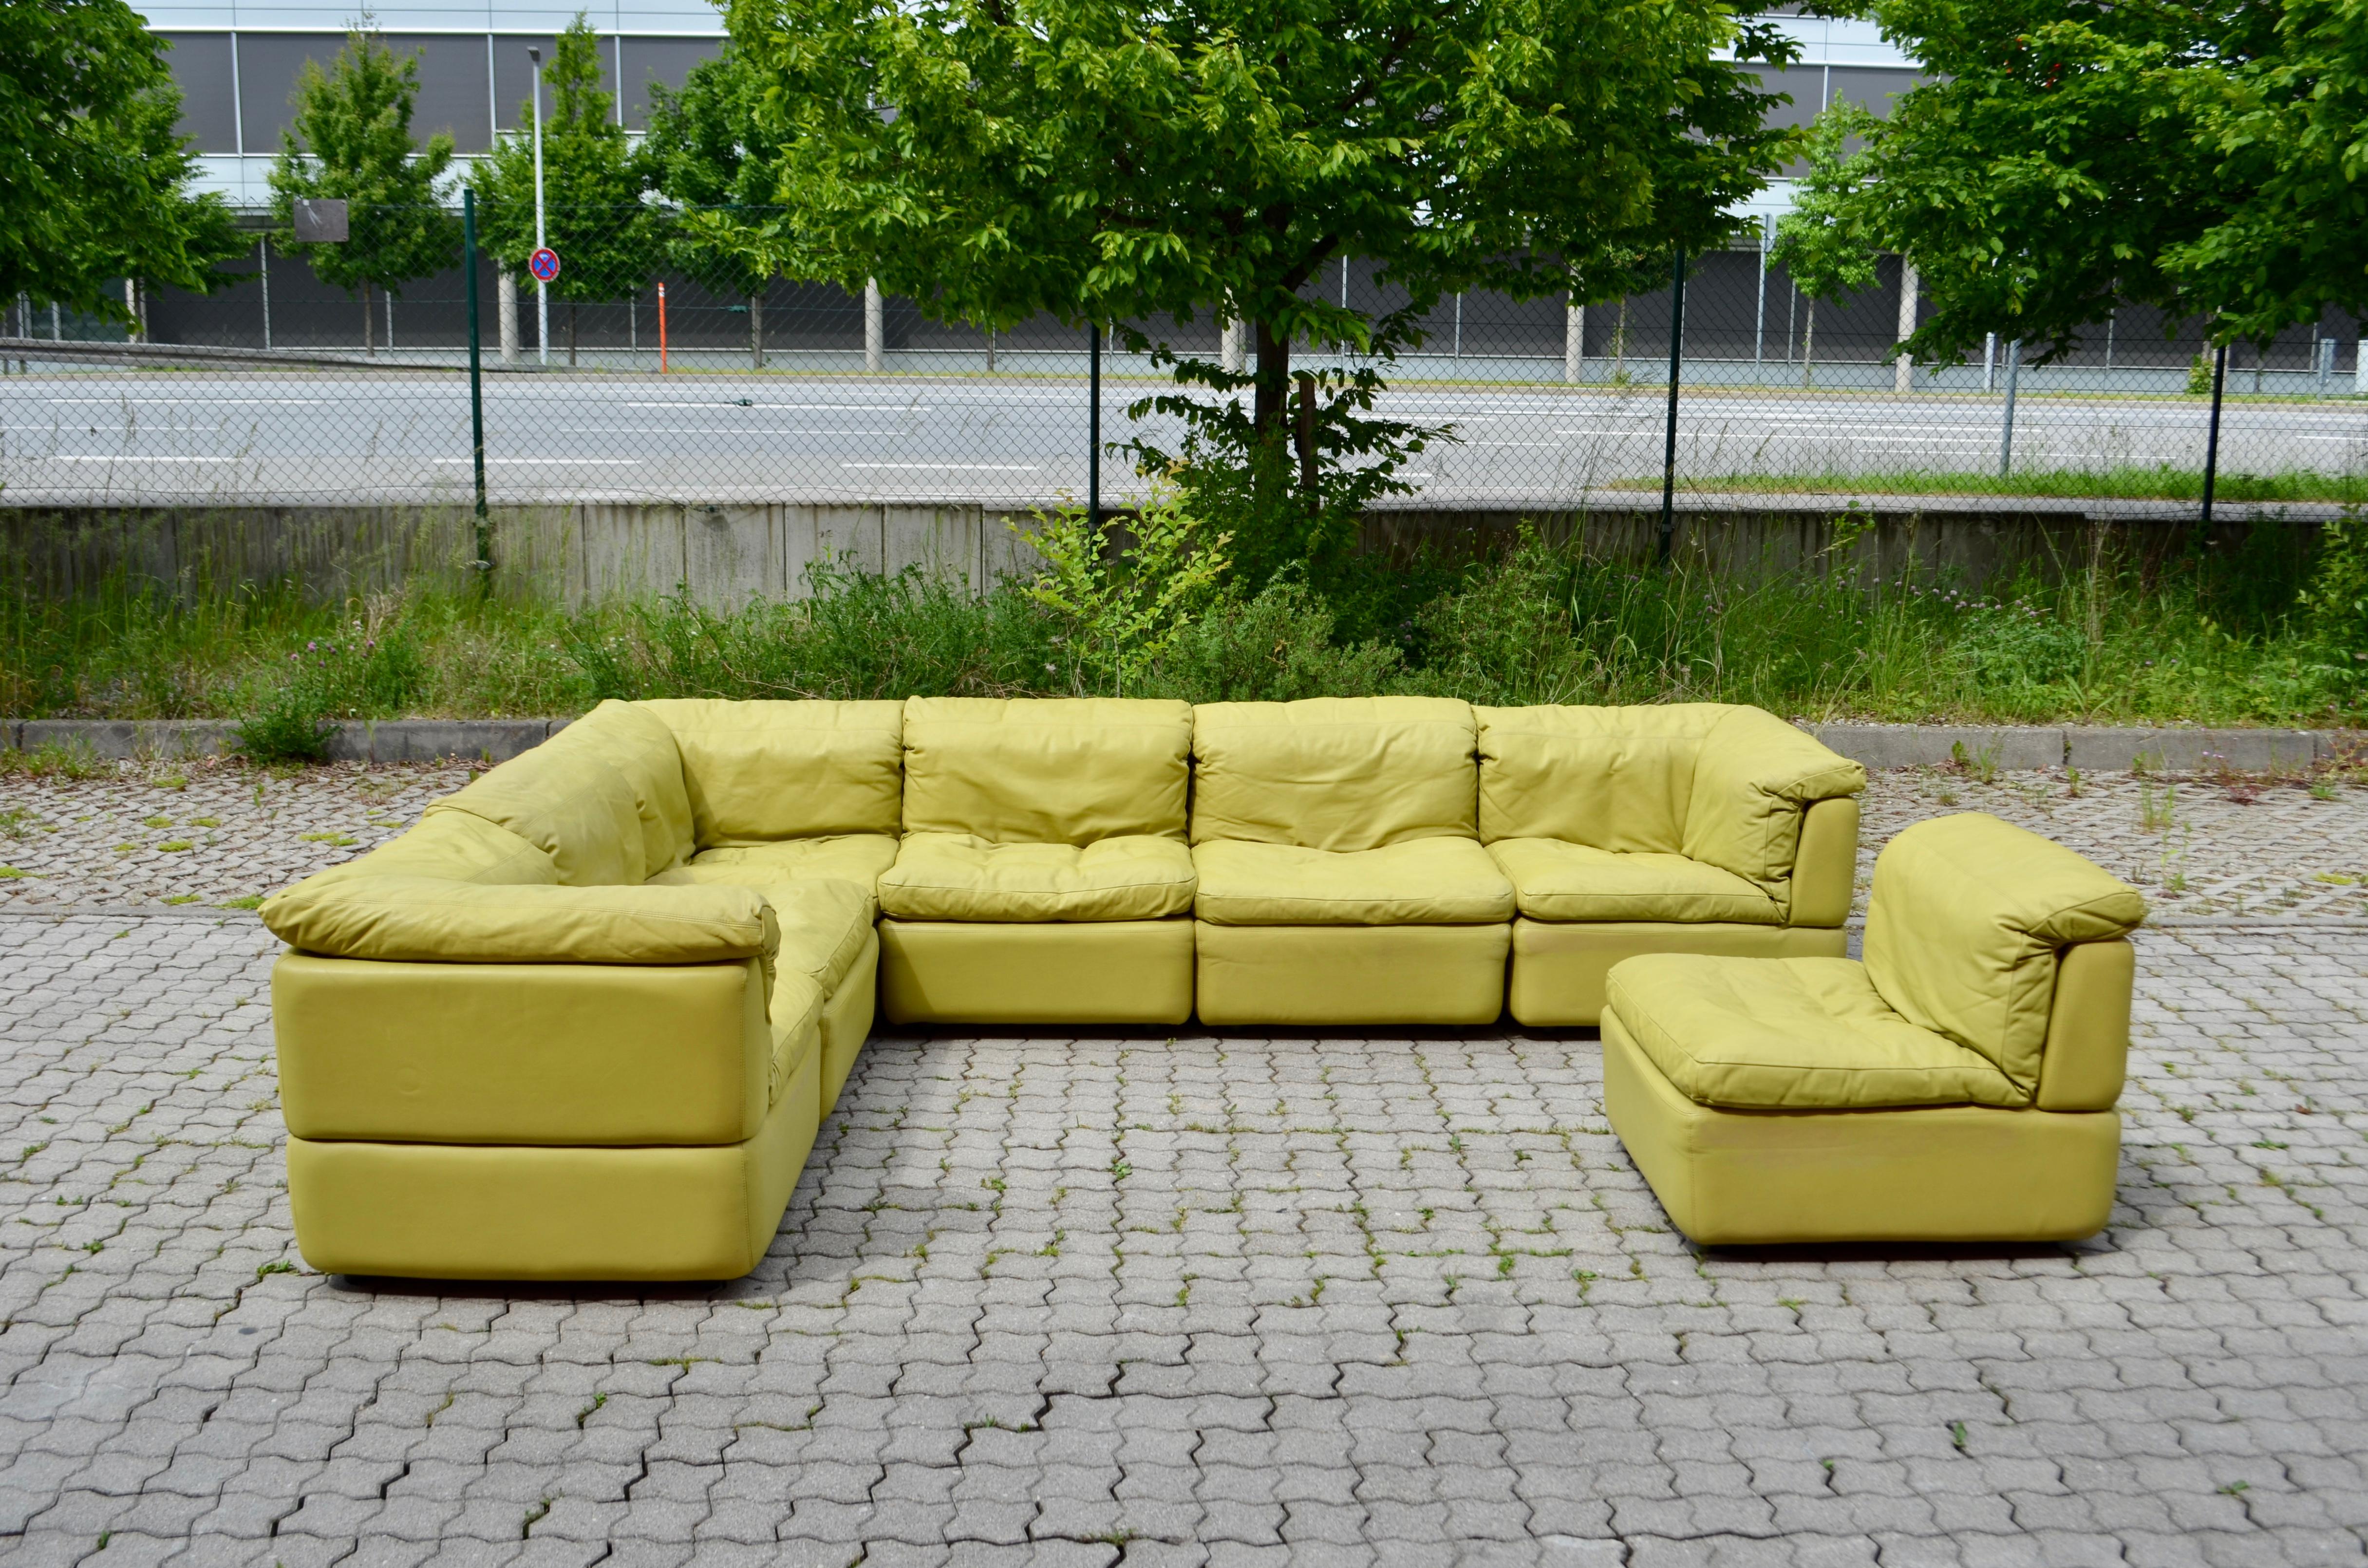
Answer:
1487, 839, 1782, 925
1192, 838, 1514, 926
658, 836, 900, 903
769, 967, 826, 1107
878, 833, 1197, 922
1606, 953, 2026, 1110
646, 871, 875, 995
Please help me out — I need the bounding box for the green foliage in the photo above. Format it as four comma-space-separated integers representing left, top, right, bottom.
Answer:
475, 14, 656, 357
1770, 103, 1884, 386
0, 1, 247, 321
568, 562, 1063, 702
721, 0, 1796, 574
2167, 0, 2368, 343
231, 686, 336, 765
640, 48, 790, 299
268, 28, 459, 346
8, 528, 2363, 732
1013, 486, 1232, 695
2301, 514, 2368, 692
1815, 0, 2246, 364
1141, 582, 1402, 703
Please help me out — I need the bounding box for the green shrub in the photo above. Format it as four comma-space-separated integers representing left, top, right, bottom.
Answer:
232, 679, 336, 763
1142, 582, 1403, 703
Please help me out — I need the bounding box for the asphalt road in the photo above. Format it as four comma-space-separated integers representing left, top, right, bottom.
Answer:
1, 372, 2359, 507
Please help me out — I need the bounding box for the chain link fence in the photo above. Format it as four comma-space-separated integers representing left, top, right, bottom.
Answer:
2, 206, 2362, 521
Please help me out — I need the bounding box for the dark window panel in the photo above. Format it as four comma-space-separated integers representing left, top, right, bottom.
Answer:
234, 33, 349, 153
619, 37, 724, 129
490, 35, 565, 135
158, 33, 240, 153
378, 34, 497, 152
1825, 66, 1921, 118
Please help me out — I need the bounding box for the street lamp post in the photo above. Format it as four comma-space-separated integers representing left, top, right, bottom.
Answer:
529, 44, 548, 367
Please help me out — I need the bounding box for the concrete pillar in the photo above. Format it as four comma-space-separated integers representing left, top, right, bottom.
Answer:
1894, 261, 1919, 393
2357, 339, 2368, 396
1222, 317, 1244, 375
498, 271, 518, 363
1564, 301, 1584, 384
865, 279, 884, 372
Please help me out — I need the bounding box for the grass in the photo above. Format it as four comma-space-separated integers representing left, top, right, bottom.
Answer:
2, 518, 2361, 731
1616, 466, 2368, 505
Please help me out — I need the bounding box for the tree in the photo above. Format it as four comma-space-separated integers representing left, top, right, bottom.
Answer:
1771, 103, 1884, 388
642, 47, 794, 365
477, 14, 656, 365
269, 27, 460, 354
723, 0, 1795, 587
1804, 0, 2270, 365
0, 0, 246, 324
2167, 0, 2368, 343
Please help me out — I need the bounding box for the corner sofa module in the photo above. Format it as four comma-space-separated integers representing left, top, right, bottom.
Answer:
1601, 812, 2145, 1245
263, 698, 894, 1281
876, 697, 1198, 1025
1188, 697, 1515, 1025
1477, 704, 1866, 1026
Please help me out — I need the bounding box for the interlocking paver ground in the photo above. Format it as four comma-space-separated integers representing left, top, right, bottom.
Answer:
3, 756, 2366, 1564
5, 753, 2365, 917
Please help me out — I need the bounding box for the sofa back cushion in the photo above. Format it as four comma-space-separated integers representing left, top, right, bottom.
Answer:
1863, 813, 2146, 1093
428, 700, 693, 885
902, 697, 1193, 844
1191, 697, 1478, 851
644, 698, 904, 845
309, 810, 558, 889
1477, 704, 1724, 852
1478, 704, 1864, 899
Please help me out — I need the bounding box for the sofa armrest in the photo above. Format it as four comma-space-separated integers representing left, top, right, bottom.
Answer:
261, 876, 779, 977
2034, 938, 2135, 1111
1681, 709, 1867, 900
1789, 797, 1860, 927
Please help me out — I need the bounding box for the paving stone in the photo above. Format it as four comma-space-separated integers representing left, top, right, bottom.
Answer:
2, 772, 2366, 1562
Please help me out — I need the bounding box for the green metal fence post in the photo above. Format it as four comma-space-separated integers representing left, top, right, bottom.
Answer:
463, 188, 492, 593
2200, 342, 2228, 534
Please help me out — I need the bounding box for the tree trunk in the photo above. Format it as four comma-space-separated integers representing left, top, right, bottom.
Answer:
1802, 298, 1817, 390
751, 296, 764, 369
1295, 374, 1318, 501
568, 300, 579, 367
1251, 317, 1297, 508
984, 326, 996, 373
1612, 299, 1628, 383
362, 281, 375, 355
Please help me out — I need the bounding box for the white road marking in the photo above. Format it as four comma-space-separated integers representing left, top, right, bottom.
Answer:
429, 458, 642, 465
841, 462, 1039, 471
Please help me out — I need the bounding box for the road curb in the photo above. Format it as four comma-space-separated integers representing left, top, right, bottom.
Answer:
0, 715, 2355, 771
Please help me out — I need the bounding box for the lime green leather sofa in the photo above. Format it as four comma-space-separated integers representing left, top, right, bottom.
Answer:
1601, 812, 2146, 1245
263, 694, 1863, 1279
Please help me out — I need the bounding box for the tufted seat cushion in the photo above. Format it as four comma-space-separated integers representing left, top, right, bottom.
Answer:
878, 833, 1196, 922
1487, 839, 1782, 925
1192, 838, 1514, 926
1606, 953, 2024, 1110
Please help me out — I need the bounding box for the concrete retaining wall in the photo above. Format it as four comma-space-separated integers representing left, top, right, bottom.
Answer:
3, 497, 2329, 610
4, 715, 2352, 771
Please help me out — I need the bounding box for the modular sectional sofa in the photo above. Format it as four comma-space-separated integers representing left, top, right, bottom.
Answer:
263, 694, 1867, 1279
1603, 813, 2146, 1245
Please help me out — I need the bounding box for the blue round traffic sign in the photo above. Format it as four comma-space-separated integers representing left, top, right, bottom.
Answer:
528, 246, 561, 282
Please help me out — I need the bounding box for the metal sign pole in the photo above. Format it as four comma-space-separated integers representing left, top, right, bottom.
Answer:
529, 46, 548, 367
464, 189, 491, 589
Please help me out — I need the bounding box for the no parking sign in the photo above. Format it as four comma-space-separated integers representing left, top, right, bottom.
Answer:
528, 247, 561, 282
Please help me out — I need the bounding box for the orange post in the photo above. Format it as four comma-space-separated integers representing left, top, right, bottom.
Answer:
657, 281, 669, 374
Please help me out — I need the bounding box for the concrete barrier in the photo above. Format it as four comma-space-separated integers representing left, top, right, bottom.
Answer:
4, 715, 2355, 770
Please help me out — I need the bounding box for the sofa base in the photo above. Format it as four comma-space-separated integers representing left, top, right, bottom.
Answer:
1195, 921, 1510, 1026
879, 918, 1195, 1025
1511, 919, 1846, 1027
286, 1045, 822, 1281
1601, 1012, 2119, 1245
821, 934, 879, 1114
